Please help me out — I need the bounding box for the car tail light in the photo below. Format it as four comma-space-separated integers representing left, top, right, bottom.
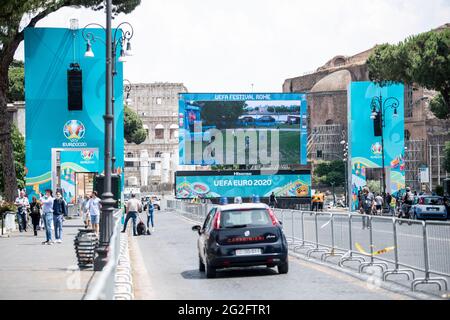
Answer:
213, 211, 221, 230
267, 208, 279, 226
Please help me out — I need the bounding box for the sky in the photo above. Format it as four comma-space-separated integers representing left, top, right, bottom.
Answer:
14, 0, 450, 93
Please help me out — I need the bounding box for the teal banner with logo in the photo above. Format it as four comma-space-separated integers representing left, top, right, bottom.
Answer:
348, 82, 405, 210
176, 171, 311, 199
24, 28, 124, 201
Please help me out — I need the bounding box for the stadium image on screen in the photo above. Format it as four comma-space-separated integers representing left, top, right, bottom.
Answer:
179, 93, 307, 166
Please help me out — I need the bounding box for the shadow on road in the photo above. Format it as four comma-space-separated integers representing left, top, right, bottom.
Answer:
181, 267, 279, 280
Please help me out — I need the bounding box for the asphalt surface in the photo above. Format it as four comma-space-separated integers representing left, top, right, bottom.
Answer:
0, 216, 96, 300
133, 209, 411, 300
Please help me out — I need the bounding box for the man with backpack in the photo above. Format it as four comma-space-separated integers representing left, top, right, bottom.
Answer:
360, 187, 374, 229
121, 193, 141, 236
401, 187, 414, 219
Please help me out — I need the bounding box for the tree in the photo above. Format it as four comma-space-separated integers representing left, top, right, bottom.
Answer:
0, 125, 25, 193
314, 160, 345, 187
0, 0, 141, 201
200, 101, 245, 129
7, 60, 24, 102
429, 93, 450, 120
367, 28, 450, 115
124, 105, 146, 144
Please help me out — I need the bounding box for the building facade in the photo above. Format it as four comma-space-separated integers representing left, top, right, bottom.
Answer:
124, 82, 189, 193
283, 25, 450, 191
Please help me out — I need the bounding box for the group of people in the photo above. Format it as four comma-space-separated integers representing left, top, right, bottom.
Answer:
77, 191, 102, 235
13, 189, 103, 245
357, 186, 418, 229
311, 190, 325, 211
121, 193, 155, 236
14, 189, 67, 244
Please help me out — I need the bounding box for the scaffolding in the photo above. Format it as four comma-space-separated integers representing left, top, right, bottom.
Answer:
308, 124, 345, 162
428, 134, 450, 190
404, 139, 427, 192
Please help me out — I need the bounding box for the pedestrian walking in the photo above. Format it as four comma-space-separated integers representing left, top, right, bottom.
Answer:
86, 191, 101, 235
375, 193, 384, 215
52, 191, 66, 243
401, 187, 414, 219
389, 195, 397, 216
318, 191, 325, 211
29, 196, 41, 236
82, 195, 91, 229
360, 187, 374, 229
146, 198, 155, 235
311, 191, 320, 212
269, 192, 278, 208
40, 190, 54, 245
121, 193, 141, 236
14, 190, 30, 232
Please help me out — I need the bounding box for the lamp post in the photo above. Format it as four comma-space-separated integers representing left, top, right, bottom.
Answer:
341, 140, 349, 207
81, 0, 133, 270
82, 21, 133, 174
369, 95, 400, 198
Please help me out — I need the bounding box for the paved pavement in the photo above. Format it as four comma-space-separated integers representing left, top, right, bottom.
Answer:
0, 216, 96, 300
132, 209, 412, 300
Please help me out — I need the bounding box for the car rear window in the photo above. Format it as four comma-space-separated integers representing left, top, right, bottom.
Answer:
422, 198, 444, 205
220, 209, 272, 228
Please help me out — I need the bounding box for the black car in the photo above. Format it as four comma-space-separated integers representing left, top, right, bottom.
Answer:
192, 203, 289, 278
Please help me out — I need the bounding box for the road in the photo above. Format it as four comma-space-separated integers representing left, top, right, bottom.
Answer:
132, 209, 411, 300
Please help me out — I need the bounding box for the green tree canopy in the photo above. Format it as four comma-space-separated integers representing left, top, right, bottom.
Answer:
314, 160, 345, 187
200, 101, 245, 129
124, 105, 146, 144
7, 60, 24, 102
367, 28, 450, 116
429, 93, 450, 120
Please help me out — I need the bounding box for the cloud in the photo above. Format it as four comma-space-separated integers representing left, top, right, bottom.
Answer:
14, 0, 450, 92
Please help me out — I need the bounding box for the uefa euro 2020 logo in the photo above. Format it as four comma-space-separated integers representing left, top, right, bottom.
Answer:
63, 120, 86, 143
81, 150, 94, 161
371, 142, 382, 155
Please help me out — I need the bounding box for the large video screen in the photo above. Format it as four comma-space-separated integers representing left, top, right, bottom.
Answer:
175, 170, 311, 199
178, 93, 308, 166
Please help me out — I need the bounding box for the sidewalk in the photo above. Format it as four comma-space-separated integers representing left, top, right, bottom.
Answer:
0, 216, 96, 300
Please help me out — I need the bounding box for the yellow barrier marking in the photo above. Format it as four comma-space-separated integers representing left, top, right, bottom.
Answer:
355, 243, 395, 256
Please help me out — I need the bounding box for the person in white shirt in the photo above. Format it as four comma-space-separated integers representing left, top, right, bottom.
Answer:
86, 191, 101, 235
121, 193, 141, 236
40, 189, 54, 244
15, 190, 30, 232
375, 194, 384, 215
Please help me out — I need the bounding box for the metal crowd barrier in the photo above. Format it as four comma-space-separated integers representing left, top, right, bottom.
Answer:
168, 200, 450, 293
84, 209, 124, 300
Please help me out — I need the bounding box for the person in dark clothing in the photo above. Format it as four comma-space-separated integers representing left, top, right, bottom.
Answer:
269, 192, 278, 208
52, 191, 66, 243
29, 196, 41, 236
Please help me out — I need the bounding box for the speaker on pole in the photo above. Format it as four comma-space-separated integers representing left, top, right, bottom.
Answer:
68, 63, 83, 111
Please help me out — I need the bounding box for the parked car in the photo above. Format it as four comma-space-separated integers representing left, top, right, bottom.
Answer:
192, 202, 289, 278
411, 195, 448, 220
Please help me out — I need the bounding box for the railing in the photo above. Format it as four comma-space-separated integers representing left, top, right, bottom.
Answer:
167, 200, 450, 293
84, 209, 130, 300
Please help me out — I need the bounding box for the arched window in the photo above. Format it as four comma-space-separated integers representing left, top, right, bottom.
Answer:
126, 152, 134, 158
155, 152, 162, 158
325, 119, 334, 125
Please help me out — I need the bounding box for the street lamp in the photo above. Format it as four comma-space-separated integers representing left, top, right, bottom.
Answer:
80, 0, 134, 270
82, 21, 134, 174
369, 95, 400, 198
340, 139, 349, 207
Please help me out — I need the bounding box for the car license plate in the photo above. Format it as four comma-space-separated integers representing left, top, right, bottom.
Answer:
427, 207, 439, 211
235, 249, 262, 256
